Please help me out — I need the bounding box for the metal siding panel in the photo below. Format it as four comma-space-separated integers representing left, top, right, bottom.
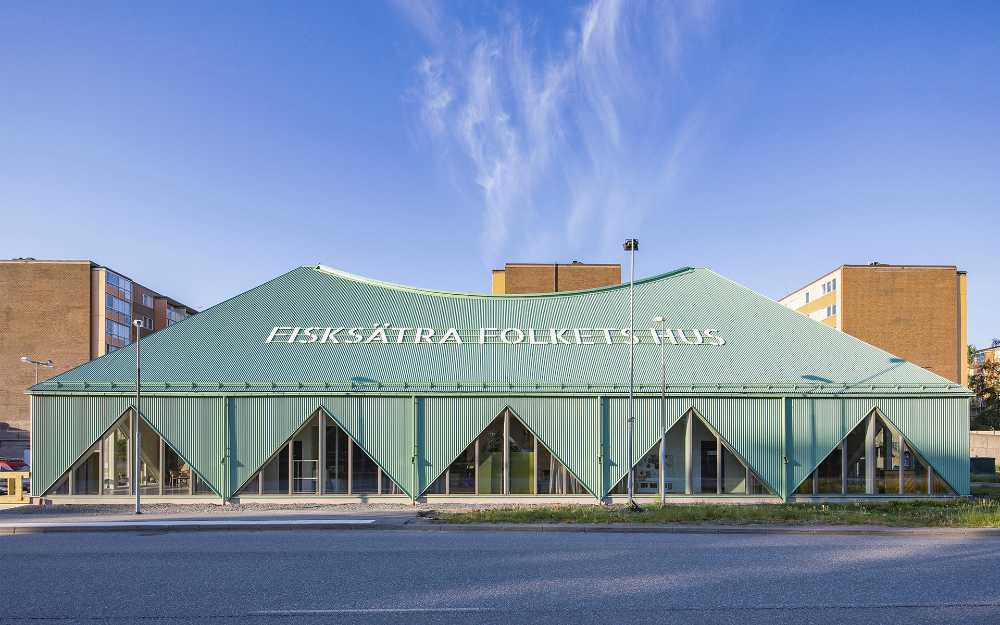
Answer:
230, 396, 322, 495
507, 397, 602, 497
418, 397, 509, 495
323, 396, 415, 497
788, 398, 868, 491
695, 398, 784, 495
141, 396, 226, 496
843, 400, 879, 426
604, 397, 688, 497
30, 395, 134, 496
877, 398, 970, 496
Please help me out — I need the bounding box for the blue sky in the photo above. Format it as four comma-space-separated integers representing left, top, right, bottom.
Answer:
1, 1, 998, 346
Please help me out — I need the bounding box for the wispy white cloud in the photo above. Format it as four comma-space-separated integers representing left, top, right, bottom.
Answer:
397, 0, 723, 263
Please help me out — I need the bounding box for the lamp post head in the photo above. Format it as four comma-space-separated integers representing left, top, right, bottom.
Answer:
623, 238, 639, 251
653, 316, 664, 323
20, 356, 53, 367
132, 319, 143, 328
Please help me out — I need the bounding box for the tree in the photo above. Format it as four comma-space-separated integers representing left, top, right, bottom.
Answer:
969, 344, 978, 367
970, 359, 1000, 430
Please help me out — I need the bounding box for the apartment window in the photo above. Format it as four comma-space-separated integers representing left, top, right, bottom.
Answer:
106, 271, 132, 302
826, 304, 837, 317
821, 278, 837, 294
167, 306, 187, 325
975, 353, 986, 365
143, 316, 153, 330
105, 271, 133, 341
105, 291, 132, 332
106, 294, 130, 316
142, 293, 154, 308
804, 292, 810, 304
106, 319, 130, 341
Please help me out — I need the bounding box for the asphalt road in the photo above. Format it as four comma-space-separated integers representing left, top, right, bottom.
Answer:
2, 528, 1000, 625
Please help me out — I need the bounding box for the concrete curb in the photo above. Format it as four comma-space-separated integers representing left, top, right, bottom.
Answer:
2, 517, 1000, 537
0, 518, 381, 535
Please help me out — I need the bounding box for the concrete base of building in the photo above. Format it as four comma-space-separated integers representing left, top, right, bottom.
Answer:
605, 495, 783, 505
34, 496, 225, 506
790, 495, 961, 503
32, 493, 961, 506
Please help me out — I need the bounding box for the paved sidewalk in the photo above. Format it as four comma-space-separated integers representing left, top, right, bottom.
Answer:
2, 506, 1000, 537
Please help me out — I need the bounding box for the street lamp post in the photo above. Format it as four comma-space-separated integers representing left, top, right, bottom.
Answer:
654, 316, 666, 507
19, 356, 54, 385
623, 238, 639, 510
133, 319, 143, 515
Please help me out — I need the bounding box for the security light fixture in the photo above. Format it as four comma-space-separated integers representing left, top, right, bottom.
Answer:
20, 356, 54, 385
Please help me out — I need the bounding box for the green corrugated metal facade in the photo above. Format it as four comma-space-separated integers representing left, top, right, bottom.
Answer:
142, 396, 226, 496
31, 395, 135, 497
28, 265, 972, 500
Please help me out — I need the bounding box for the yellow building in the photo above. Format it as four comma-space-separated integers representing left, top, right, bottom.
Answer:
971, 341, 1000, 378
779, 263, 968, 386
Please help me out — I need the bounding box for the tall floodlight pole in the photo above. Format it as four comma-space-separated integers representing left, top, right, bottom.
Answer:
623, 238, 639, 509
654, 316, 666, 507
133, 319, 144, 515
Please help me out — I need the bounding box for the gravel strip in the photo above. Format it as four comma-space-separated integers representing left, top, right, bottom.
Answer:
0, 502, 563, 517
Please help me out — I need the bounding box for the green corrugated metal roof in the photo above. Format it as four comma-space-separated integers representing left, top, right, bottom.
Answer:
30, 265, 969, 397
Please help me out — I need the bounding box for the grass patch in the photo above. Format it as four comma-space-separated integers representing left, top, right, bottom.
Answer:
436, 499, 1000, 528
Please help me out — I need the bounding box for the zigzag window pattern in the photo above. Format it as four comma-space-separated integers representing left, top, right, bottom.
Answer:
425, 408, 587, 496
794, 410, 956, 497
237, 410, 404, 497
610, 410, 772, 497
47, 411, 214, 496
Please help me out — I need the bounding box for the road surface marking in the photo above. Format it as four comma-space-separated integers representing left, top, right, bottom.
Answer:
255, 608, 486, 614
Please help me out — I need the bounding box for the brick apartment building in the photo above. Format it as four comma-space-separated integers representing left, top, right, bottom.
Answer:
0, 259, 196, 458
779, 263, 968, 386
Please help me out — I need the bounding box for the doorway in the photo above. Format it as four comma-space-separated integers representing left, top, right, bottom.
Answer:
700, 441, 717, 493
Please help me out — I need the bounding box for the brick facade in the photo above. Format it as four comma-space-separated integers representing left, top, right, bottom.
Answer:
0, 260, 196, 459
0, 261, 93, 457
841, 265, 965, 384
492, 263, 620, 294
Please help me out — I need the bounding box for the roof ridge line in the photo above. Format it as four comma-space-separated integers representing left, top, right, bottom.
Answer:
309, 264, 697, 298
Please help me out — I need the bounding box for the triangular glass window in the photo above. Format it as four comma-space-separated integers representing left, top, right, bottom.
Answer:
238, 411, 403, 496
611, 410, 773, 496
425, 408, 586, 496
795, 411, 955, 496
46, 411, 209, 496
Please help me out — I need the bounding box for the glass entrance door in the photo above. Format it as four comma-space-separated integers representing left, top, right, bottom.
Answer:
700, 441, 717, 493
